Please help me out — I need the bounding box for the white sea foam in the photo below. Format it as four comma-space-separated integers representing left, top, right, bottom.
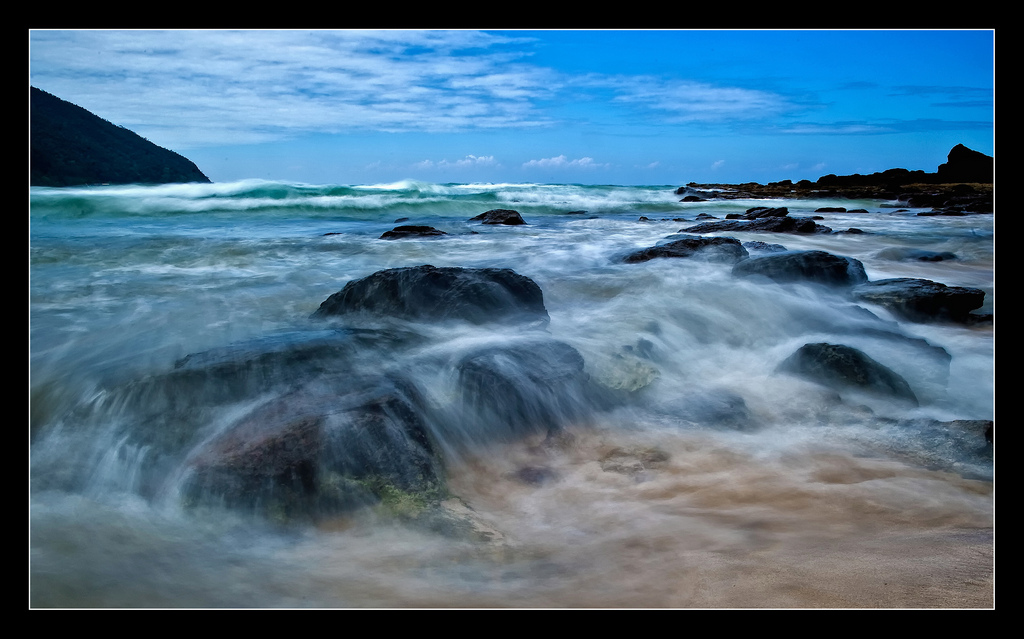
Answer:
29, 181, 994, 608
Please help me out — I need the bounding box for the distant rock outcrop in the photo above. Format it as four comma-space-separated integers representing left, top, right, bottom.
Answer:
30, 86, 211, 187
678, 144, 993, 206
937, 143, 994, 184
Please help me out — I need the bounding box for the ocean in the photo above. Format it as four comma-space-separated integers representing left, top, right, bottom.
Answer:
29, 179, 994, 608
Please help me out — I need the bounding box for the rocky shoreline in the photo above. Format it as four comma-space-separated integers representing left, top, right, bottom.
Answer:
676, 143, 993, 217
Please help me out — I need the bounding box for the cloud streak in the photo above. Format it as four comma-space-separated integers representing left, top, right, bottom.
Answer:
522, 155, 608, 170
29, 29, 813, 151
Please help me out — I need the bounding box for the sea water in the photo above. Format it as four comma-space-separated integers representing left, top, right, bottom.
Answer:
29, 180, 994, 608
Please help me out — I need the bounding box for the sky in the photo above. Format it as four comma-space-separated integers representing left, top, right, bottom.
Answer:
28, 29, 995, 186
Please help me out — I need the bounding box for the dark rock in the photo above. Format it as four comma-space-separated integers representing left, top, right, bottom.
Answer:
681, 195, 705, 202
394, 217, 410, 223
937, 143, 993, 184
380, 225, 448, 239
742, 241, 788, 253
182, 374, 445, 520
455, 339, 594, 439
876, 247, 958, 262
778, 342, 918, 405
675, 146, 992, 203
873, 417, 993, 480
469, 209, 527, 225
744, 207, 789, 218
510, 465, 559, 485
816, 207, 847, 213
732, 250, 868, 287
622, 235, 749, 264
681, 215, 832, 235
311, 265, 550, 326
116, 329, 386, 429
851, 278, 986, 324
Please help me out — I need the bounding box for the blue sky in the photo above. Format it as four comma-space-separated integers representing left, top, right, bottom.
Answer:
29, 29, 994, 186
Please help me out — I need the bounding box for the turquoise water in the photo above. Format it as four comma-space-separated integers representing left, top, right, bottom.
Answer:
29, 180, 994, 608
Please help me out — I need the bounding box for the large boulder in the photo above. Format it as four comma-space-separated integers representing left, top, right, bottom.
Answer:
732, 250, 868, 287
469, 209, 527, 225
621, 235, 749, 264
851, 278, 987, 324
777, 342, 918, 405
455, 339, 595, 441
311, 265, 550, 326
182, 374, 445, 520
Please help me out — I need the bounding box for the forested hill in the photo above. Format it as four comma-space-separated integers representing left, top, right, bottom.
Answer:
30, 87, 211, 187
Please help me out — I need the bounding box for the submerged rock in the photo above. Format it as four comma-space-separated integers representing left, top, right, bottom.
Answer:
182, 374, 445, 520
680, 211, 832, 234
380, 225, 448, 239
455, 339, 594, 440
469, 209, 527, 225
311, 265, 550, 326
851, 277, 987, 324
621, 235, 749, 264
732, 250, 868, 287
876, 247, 958, 262
742, 240, 789, 254
777, 342, 918, 405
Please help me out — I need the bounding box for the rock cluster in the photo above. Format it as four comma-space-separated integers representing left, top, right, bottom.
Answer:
675, 144, 993, 214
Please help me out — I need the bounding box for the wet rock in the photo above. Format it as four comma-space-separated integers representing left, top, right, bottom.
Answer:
311, 265, 550, 326
742, 240, 788, 253
937, 143, 993, 184
380, 225, 448, 239
873, 417, 993, 480
509, 465, 559, 485
681, 214, 832, 234
876, 247, 958, 262
727, 207, 789, 220
654, 387, 754, 431
851, 277, 987, 324
469, 209, 527, 225
455, 339, 594, 440
600, 446, 671, 476
182, 374, 445, 520
621, 235, 749, 264
777, 342, 918, 405
732, 250, 868, 287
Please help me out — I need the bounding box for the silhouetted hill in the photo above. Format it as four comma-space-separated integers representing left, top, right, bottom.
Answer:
30, 87, 211, 187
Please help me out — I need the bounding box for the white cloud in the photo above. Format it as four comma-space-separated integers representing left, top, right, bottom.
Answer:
29, 29, 556, 149
522, 155, 607, 169
414, 155, 498, 170
585, 74, 792, 124
711, 160, 726, 170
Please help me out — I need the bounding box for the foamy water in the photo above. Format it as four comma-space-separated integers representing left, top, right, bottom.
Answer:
29, 181, 994, 608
